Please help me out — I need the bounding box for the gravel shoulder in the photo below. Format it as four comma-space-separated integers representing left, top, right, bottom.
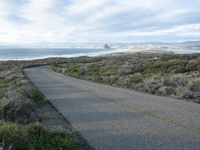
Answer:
37, 101, 92, 150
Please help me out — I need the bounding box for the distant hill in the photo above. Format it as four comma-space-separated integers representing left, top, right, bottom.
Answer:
104, 44, 111, 49
181, 41, 200, 45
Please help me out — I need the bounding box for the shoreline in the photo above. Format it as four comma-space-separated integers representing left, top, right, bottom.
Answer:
0, 48, 199, 61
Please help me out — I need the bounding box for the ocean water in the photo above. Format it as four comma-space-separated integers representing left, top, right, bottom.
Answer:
0, 48, 119, 60
0, 44, 199, 60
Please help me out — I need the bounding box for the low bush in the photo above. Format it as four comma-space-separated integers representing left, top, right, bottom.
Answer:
0, 122, 30, 150
27, 124, 74, 150
52, 53, 200, 101
0, 99, 37, 124
99, 67, 116, 76
0, 77, 18, 89
129, 74, 143, 84
148, 59, 186, 73
189, 80, 200, 92
66, 64, 81, 78
19, 87, 45, 107
0, 90, 6, 99
29, 89, 45, 106
88, 67, 99, 76
0, 122, 75, 150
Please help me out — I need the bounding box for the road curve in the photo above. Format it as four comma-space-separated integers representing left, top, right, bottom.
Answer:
25, 66, 200, 150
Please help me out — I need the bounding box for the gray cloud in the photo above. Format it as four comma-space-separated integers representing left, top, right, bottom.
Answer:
0, 0, 199, 43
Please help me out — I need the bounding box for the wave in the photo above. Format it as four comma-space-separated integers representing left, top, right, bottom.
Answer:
0, 48, 123, 61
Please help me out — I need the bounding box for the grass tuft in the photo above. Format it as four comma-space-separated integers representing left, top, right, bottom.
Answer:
0, 122, 75, 150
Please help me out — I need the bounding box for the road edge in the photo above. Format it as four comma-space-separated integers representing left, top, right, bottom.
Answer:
23, 66, 94, 150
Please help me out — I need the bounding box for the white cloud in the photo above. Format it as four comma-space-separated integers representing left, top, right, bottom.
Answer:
155, 9, 191, 22
0, 0, 199, 44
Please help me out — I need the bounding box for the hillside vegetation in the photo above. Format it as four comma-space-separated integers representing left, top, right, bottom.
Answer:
52, 52, 200, 103
0, 60, 76, 150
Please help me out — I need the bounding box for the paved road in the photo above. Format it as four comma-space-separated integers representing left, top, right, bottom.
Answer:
25, 66, 200, 150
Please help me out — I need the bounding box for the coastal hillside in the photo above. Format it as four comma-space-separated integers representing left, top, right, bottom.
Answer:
52, 52, 200, 103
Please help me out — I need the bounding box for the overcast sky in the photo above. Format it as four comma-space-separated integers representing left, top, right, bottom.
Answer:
0, 0, 200, 44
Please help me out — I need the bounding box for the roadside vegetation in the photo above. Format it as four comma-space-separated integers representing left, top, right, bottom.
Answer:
0, 60, 77, 150
52, 52, 200, 103
0, 122, 74, 150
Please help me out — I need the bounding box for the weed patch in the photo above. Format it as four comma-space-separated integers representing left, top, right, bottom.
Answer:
0, 122, 75, 150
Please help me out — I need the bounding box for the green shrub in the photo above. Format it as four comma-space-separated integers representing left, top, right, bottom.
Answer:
66, 64, 81, 78
151, 59, 185, 73
0, 77, 18, 88
176, 53, 200, 60
0, 122, 31, 150
67, 64, 79, 73
148, 84, 160, 94
0, 90, 6, 99
27, 124, 74, 150
174, 66, 186, 73
0, 122, 75, 150
164, 87, 175, 95
186, 61, 200, 72
19, 86, 45, 106
129, 74, 143, 84
29, 89, 45, 106
0, 80, 9, 89
51, 63, 59, 68
189, 81, 200, 92
99, 67, 116, 76
88, 67, 99, 76
18, 88, 25, 97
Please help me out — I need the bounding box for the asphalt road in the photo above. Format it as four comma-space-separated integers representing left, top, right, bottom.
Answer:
25, 66, 200, 150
